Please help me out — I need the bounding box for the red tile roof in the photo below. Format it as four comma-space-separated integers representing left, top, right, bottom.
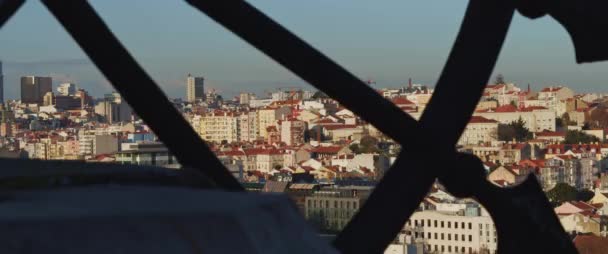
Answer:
494, 104, 518, 112
536, 131, 566, 137
323, 124, 359, 131
469, 116, 498, 124
391, 96, 415, 106
312, 146, 343, 154
486, 84, 505, 90
520, 106, 548, 111
540, 86, 563, 92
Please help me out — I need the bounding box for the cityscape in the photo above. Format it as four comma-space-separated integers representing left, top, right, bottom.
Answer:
1, 58, 608, 253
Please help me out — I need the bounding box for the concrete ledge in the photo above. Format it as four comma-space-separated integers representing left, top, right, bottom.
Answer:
0, 186, 337, 254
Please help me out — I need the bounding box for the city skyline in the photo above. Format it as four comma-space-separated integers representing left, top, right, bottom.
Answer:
1, 1, 607, 100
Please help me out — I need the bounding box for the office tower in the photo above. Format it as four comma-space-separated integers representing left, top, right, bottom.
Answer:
0, 61, 4, 104
57, 83, 77, 96
20, 76, 52, 105
186, 74, 205, 102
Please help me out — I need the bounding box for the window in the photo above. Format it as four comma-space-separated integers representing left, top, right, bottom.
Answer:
334, 201, 337, 208
427, 219, 431, 227
434, 220, 437, 227
462, 222, 465, 228
448, 234, 451, 240
435, 233, 438, 239
448, 246, 452, 252
421, 220, 425, 227
441, 246, 444, 252
441, 233, 444, 240
448, 221, 451, 228
469, 235, 472, 242
455, 222, 459, 229
455, 234, 458, 241
325, 200, 329, 208
428, 232, 431, 239
441, 221, 444, 228
468, 222, 472, 229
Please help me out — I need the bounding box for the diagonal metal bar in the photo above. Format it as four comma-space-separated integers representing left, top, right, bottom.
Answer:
185, 0, 424, 145
334, 0, 516, 252
0, 0, 24, 28
41, 0, 243, 191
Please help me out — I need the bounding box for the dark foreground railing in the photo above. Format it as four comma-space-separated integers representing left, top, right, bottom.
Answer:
1, 0, 607, 253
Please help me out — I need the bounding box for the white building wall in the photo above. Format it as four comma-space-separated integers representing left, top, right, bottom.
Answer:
406, 210, 497, 254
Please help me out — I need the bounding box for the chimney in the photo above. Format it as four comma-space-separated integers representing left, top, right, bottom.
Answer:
408, 78, 412, 89
527, 84, 531, 93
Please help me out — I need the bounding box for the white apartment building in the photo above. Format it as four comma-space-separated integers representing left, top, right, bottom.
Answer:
199, 111, 239, 144
474, 107, 556, 132
458, 116, 499, 146
538, 86, 575, 101
405, 210, 497, 254
78, 132, 118, 157
116, 142, 177, 167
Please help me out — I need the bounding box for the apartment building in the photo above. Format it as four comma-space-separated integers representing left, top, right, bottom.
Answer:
199, 110, 239, 144
405, 208, 497, 254
305, 186, 372, 232
458, 116, 499, 146
474, 105, 556, 132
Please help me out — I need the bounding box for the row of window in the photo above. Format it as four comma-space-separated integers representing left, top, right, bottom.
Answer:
408, 219, 473, 230
428, 244, 475, 253
307, 199, 358, 209
415, 232, 473, 242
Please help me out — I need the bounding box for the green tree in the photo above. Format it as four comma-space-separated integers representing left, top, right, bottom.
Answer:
563, 130, 599, 144
497, 124, 516, 142
546, 183, 578, 206
497, 117, 532, 142
357, 136, 380, 153
577, 189, 594, 202
349, 144, 360, 153
312, 91, 329, 99
494, 74, 506, 85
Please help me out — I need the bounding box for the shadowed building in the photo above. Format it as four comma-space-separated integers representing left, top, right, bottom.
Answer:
21, 76, 52, 105
186, 74, 205, 102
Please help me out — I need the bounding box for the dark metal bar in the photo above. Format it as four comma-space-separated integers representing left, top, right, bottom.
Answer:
185, 0, 423, 145
0, 0, 24, 28
41, 0, 243, 191
334, 1, 516, 252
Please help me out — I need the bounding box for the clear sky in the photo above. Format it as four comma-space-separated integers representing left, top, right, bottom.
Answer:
0, 0, 606, 100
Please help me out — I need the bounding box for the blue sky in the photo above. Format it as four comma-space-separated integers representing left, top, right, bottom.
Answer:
1, 0, 606, 99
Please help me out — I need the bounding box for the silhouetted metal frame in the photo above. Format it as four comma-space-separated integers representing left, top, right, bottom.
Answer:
1, 0, 606, 253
